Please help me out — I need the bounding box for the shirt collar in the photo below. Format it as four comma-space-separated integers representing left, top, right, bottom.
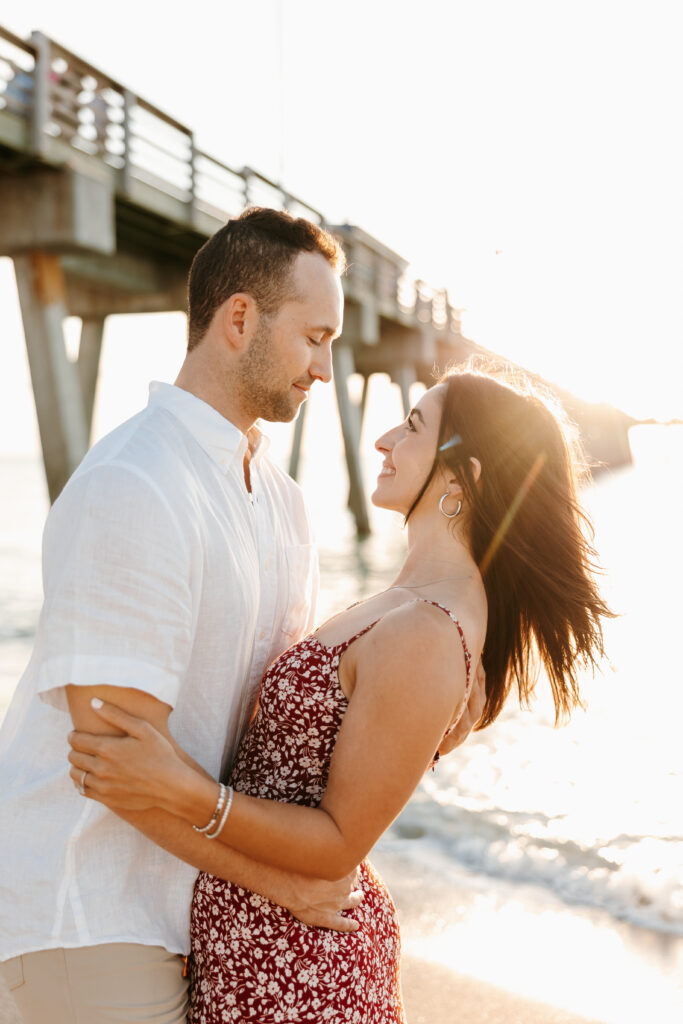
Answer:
148, 382, 270, 472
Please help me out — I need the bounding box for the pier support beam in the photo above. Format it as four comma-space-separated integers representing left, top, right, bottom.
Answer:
333, 345, 370, 536
78, 317, 105, 433
288, 400, 308, 481
347, 374, 371, 511
358, 374, 370, 436
396, 364, 417, 417
14, 252, 91, 503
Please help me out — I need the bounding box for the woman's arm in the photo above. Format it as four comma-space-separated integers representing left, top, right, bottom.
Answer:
115, 806, 362, 930
71, 602, 468, 880
66, 684, 361, 931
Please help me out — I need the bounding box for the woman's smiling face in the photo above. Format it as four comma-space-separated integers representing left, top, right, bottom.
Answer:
372, 384, 446, 514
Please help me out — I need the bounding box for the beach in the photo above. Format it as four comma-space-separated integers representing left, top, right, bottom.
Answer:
400, 959, 603, 1024
400, 960, 602, 1024
371, 841, 683, 1024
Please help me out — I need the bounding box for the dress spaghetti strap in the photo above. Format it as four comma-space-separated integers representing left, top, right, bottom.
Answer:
325, 598, 473, 692
421, 599, 473, 690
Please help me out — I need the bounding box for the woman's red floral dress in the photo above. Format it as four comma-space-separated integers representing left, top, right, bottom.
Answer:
189, 603, 471, 1024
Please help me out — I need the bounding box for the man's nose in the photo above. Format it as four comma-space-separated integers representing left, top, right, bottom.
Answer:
310, 345, 333, 384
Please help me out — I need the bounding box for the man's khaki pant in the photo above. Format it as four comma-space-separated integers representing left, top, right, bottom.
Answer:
0, 943, 188, 1024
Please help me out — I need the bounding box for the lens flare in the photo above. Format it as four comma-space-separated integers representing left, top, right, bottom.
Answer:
480, 451, 547, 575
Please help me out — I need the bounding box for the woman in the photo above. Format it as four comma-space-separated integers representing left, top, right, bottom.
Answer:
69, 366, 611, 1023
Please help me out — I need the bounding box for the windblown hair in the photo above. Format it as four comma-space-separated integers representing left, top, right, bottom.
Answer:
187, 207, 346, 351
408, 362, 613, 728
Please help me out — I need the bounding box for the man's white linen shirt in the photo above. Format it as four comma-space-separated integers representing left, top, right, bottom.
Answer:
0, 382, 318, 960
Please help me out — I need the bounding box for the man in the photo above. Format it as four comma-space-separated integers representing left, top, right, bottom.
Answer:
0, 208, 483, 1022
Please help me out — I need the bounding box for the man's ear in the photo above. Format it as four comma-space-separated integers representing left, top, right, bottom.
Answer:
220, 293, 258, 352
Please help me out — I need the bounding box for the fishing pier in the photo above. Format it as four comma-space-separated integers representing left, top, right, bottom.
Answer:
0, 26, 632, 535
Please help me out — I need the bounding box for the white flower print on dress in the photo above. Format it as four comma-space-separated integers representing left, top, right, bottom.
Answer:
189, 603, 472, 1024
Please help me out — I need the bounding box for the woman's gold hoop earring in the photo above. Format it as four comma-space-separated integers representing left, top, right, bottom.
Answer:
439, 492, 462, 519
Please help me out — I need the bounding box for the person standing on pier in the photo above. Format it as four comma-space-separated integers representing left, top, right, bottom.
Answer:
0, 208, 489, 1024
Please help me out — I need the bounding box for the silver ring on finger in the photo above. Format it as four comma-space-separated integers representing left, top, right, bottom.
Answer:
79, 770, 88, 796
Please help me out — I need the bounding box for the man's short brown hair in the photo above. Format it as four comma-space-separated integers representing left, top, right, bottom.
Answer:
187, 207, 346, 351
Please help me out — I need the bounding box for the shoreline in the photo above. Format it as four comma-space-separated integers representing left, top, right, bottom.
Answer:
370, 838, 683, 1024
400, 957, 604, 1024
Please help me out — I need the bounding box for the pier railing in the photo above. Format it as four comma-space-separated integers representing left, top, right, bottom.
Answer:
0, 27, 323, 227
0, 26, 466, 335
0, 24, 632, 529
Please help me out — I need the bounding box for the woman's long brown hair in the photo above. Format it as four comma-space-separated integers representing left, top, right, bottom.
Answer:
407, 363, 613, 728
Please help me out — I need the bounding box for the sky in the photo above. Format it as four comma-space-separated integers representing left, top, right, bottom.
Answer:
1, 0, 682, 457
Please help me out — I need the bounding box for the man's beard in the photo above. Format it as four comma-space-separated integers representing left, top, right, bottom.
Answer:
234, 322, 300, 423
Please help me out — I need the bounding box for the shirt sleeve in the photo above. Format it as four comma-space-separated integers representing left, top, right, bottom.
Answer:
35, 462, 194, 712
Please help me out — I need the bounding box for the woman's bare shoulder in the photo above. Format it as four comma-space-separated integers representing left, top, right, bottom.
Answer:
357, 600, 469, 696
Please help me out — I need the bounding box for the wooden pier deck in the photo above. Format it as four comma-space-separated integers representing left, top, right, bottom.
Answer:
0, 25, 632, 534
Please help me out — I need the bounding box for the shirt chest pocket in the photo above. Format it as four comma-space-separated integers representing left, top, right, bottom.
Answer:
280, 544, 316, 640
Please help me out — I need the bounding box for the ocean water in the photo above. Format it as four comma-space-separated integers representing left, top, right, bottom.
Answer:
1, 398, 682, 956
392, 421, 683, 939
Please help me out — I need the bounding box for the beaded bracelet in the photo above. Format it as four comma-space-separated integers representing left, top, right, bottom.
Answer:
206, 785, 234, 840
193, 783, 226, 834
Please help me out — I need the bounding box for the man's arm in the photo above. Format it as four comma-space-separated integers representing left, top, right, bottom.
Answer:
67, 685, 361, 932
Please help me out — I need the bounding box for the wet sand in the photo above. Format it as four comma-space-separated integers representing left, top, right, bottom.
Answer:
400, 957, 604, 1024
371, 841, 683, 1024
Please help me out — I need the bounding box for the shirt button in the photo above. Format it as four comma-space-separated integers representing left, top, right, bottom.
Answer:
264, 559, 271, 572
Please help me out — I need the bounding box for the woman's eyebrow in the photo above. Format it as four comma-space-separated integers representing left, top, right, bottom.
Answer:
410, 408, 426, 426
